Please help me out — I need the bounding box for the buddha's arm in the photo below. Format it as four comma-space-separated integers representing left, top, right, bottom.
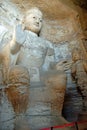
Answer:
10, 39, 21, 54
10, 24, 26, 55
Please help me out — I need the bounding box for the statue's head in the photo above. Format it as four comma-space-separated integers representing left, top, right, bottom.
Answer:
23, 7, 43, 34
72, 48, 81, 61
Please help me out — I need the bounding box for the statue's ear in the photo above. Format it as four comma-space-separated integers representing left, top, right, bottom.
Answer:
21, 17, 26, 30
22, 14, 26, 24
22, 19, 25, 24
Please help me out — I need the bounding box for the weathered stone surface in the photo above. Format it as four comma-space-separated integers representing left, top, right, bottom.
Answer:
0, 82, 76, 130
0, 0, 87, 130
63, 72, 83, 122
73, 0, 87, 10
71, 48, 87, 98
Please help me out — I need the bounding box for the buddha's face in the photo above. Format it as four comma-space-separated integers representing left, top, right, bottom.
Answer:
24, 9, 43, 34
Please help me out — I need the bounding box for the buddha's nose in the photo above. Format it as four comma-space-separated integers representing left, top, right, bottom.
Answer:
36, 19, 39, 24
36, 22, 39, 25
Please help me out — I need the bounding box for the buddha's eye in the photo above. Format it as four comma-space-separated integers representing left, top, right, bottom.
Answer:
40, 19, 42, 22
33, 17, 36, 19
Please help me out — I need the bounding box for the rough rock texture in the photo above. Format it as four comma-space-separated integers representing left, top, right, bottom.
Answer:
0, 0, 87, 130
0, 82, 76, 130
71, 47, 87, 125
73, 0, 87, 10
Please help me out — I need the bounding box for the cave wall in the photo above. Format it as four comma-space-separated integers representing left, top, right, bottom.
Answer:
0, 1, 87, 129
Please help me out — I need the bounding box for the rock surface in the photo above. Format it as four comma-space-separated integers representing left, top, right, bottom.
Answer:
0, 0, 87, 130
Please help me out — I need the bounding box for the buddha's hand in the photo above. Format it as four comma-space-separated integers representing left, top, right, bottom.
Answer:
15, 24, 26, 45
